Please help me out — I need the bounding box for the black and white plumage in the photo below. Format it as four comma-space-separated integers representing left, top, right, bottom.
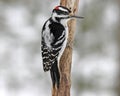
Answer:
41, 6, 83, 88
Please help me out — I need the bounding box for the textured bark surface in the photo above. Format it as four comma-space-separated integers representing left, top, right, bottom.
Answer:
52, 0, 80, 96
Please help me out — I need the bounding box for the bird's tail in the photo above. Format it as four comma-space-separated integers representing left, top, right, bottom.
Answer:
50, 60, 60, 88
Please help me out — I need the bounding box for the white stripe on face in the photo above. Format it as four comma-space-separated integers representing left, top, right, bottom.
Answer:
53, 12, 68, 17
59, 7, 68, 12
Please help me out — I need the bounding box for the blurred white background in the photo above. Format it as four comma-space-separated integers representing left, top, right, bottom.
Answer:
0, 0, 119, 96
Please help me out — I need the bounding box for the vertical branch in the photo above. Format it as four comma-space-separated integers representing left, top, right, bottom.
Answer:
52, 0, 80, 96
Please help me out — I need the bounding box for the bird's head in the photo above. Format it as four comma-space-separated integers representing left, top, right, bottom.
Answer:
52, 6, 83, 23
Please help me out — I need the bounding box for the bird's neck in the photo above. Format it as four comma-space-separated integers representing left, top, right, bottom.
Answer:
51, 17, 68, 27
52, 16, 60, 22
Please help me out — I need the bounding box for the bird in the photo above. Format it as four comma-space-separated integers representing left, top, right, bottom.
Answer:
41, 5, 83, 88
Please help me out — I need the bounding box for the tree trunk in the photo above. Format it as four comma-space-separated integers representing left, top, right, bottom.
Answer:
52, 0, 80, 96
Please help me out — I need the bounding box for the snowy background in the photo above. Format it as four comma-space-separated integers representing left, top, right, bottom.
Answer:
0, 0, 119, 96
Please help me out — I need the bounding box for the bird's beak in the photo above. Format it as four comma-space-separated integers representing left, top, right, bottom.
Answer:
69, 15, 84, 19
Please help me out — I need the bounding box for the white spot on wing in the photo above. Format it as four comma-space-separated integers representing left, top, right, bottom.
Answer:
43, 21, 54, 49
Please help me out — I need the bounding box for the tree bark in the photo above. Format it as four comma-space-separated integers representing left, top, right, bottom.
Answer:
52, 0, 80, 96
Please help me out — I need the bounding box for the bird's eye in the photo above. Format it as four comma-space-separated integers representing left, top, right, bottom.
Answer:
63, 11, 68, 15
56, 10, 62, 14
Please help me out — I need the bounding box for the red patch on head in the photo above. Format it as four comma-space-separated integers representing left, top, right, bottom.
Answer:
54, 6, 59, 10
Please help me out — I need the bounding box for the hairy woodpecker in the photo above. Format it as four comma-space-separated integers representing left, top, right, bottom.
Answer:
41, 6, 83, 88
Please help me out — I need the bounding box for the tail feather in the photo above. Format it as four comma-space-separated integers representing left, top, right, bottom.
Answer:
50, 69, 55, 87
50, 60, 60, 88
